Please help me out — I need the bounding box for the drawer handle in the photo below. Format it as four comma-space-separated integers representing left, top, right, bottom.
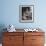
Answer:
9, 38, 13, 40
32, 39, 36, 40
9, 38, 12, 40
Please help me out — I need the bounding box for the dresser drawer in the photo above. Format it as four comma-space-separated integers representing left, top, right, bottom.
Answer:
32, 44, 44, 46
3, 35, 23, 44
24, 32, 44, 36
3, 32, 23, 36
3, 42, 23, 46
32, 36, 45, 44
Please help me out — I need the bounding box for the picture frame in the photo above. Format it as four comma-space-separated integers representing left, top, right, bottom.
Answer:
19, 5, 34, 23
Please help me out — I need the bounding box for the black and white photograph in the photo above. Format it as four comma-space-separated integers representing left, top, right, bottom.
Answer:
19, 5, 34, 22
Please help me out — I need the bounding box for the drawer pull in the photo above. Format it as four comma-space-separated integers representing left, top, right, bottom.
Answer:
9, 38, 12, 40
32, 39, 36, 40
9, 38, 14, 40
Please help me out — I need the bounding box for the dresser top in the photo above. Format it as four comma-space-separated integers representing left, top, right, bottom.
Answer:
15, 29, 44, 32
3, 29, 44, 33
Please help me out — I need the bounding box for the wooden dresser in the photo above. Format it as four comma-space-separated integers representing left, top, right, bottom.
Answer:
2, 32, 45, 46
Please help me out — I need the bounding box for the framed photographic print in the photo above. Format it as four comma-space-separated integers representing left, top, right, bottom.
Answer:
19, 5, 34, 23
